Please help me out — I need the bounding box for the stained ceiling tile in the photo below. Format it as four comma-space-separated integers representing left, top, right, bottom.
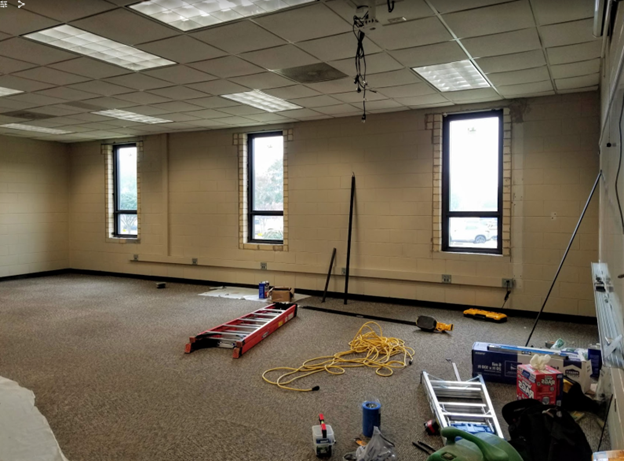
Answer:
229, 72, 295, 90
189, 56, 265, 79
555, 73, 600, 90
187, 80, 251, 95
263, 85, 321, 100
546, 41, 602, 65
34, 87, 100, 101
378, 83, 437, 98
443, 1, 534, 38
104, 74, 171, 91
114, 92, 171, 105
389, 41, 466, 68
13, 68, 89, 85
67, 81, 134, 96
0, 5, 59, 35
254, 3, 351, 43
443, 88, 502, 102
462, 28, 542, 58
191, 21, 286, 55
550, 59, 601, 79
329, 53, 403, 77
488, 66, 550, 87
367, 17, 451, 50
366, 69, 421, 88
539, 19, 597, 48
496, 80, 553, 96
137, 36, 226, 64
289, 95, 342, 108
144, 66, 217, 84
476, 50, 546, 73
305, 78, 357, 95
240, 45, 319, 70
0, 56, 37, 74
532, 0, 594, 26
71, 9, 178, 45
150, 101, 205, 113
394, 93, 450, 106
148, 86, 209, 100
297, 33, 381, 62
49, 57, 131, 79
23, 0, 115, 22
0, 38, 77, 65
429, 0, 515, 14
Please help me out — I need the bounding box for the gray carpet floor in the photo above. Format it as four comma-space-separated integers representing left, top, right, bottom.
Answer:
0, 274, 608, 460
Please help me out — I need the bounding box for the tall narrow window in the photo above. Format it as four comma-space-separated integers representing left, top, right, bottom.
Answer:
113, 144, 138, 237
248, 132, 284, 243
442, 111, 503, 254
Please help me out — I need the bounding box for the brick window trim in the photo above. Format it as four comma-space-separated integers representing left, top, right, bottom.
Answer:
236, 129, 292, 251
430, 109, 511, 256
103, 141, 142, 244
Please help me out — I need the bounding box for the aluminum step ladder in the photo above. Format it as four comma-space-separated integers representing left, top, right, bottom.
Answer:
421, 364, 503, 438
185, 302, 297, 358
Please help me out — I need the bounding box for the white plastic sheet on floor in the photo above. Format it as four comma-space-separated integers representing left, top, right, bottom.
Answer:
198, 286, 309, 302
0, 376, 69, 461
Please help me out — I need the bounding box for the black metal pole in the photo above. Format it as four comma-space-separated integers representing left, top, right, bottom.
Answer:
344, 174, 356, 305
322, 248, 336, 303
525, 170, 602, 346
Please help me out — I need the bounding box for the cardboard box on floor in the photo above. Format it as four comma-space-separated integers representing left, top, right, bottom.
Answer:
472, 342, 592, 393
271, 287, 294, 303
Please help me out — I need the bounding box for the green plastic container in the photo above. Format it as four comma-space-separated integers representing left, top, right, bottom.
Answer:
427, 428, 523, 461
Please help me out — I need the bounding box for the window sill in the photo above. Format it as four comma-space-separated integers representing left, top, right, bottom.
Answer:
243, 243, 286, 251
106, 237, 140, 244
435, 251, 511, 263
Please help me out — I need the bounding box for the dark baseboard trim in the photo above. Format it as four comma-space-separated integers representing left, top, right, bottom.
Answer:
1, 268, 597, 325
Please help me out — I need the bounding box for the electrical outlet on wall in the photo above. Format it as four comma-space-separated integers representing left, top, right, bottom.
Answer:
341, 267, 347, 275
261, 262, 267, 270
442, 274, 452, 283
502, 278, 515, 288
192, 258, 198, 265
133, 254, 139, 261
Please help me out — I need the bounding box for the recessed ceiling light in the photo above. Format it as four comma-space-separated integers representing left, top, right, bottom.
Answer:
130, 0, 316, 31
93, 109, 173, 124
413, 60, 490, 92
1, 123, 73, 134
0, 87, 23, 97
221, 90, 302, 112
24, 25, 176, 71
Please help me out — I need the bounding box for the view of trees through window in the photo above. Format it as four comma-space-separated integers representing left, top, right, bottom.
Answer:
115, 146, 138, 236
250, 134, 283, 242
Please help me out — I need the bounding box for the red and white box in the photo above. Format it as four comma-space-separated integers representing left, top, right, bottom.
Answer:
517, 364, 563, 406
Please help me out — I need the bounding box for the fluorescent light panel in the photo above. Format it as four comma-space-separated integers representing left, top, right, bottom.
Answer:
1, 123, 73, 134
413, 60, 490, 92
0, 87, 23, 97
24, 25, 176, 71
221, 90, 301, 112
131, 0, 315, 31
93, 109, 172, 124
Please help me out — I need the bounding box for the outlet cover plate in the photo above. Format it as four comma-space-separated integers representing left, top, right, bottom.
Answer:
502, 278, 515, 288
261, 262, 267, 270
341, 267, 347, 275
442, 274, 452, 283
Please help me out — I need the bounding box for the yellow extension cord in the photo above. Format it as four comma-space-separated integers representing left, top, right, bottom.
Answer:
262, 321, 415, 392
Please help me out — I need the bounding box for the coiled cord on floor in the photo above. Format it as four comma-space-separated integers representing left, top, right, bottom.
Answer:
262, 321, 415, 392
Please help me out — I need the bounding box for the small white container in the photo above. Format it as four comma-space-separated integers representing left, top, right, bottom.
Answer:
312, 424, 335, 458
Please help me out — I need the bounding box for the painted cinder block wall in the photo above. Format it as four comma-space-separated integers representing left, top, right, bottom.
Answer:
66, 91, 599, 315
0, 135, 69, 277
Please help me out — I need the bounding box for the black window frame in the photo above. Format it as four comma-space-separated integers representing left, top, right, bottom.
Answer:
247, 132, 284, 244
441, 110, 503, 255
112, 143, 138, 238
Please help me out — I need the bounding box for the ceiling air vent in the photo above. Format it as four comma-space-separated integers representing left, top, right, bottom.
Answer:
274, 63, 347, 84
2, 111, 55, 121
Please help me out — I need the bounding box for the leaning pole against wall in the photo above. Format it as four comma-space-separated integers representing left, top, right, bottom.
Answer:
344, 174, 356, 305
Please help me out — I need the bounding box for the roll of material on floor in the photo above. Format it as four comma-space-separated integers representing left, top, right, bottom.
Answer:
362, 400, 381, 437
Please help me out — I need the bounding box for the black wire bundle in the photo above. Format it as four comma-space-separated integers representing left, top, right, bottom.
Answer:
352, 16, 369, 122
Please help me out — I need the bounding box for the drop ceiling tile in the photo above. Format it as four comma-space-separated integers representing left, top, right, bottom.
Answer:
539, 19, 597, 48
263, 85, 321, 100
462, 28, 542, 58
71, 9, 178, 45
377, 0, 435, 23
13, 68, 89, 86
0, 56, 37, 74
0, 38, 77, 65
313, 104, 362, 116
389, 41, 466, 68
189, 56, 265, 78
143, 66, 216, 84
476, 50, 546, 73
79, 97, 137, 109
364, 100, 405, 110
329, 53, 403, 77
104, 74, 171, 91
116, 105, 170, 115
191, 21, 286, 55
34, 87, 100, 101
368, 17, 452, 50
67, 81, 134, 97
23, 0, 116, 22
240, 45, 319, 70
211, 116, 257, 125
184, 108, 229, 119
150, 101, 204, 113
137, 36, 226, 64
6, 93, 69, 106
532, 0, 593, 26
550, 59, 601, 79
49, 58, 131, 79
229, 72, 296, 90
290, 95, 342, 108
304, 78, 357, 94
332, 91, 388, 103
0, 31, 9, 40
254, 3, 351, 43
555, 73, 600, 90
115, 92, 171, 105
155, 112, 199, 122
488, 66, 550, 87
217, 105, 265, 116
186, 119, 228, 128
182, 96, 239, 109
366, 69, 421, 88
276, 108, 322, 118
558, 86, 598, 94
298, 33, 381, 62
67, 113, 114, 122
0, 5, 59, 35
378, 83, 437, 98
394, 93, 450, 106
429, 0, 515, 14
0, 75, 54, 92
546, 41, 602, 65
245, 113, 294, 123
32, 105, 84, 115
443, 1, 534, 38
496, 80, 553, 96
148, 86, 209, 100
187, 80, 251, 95
443, 88, 502, 102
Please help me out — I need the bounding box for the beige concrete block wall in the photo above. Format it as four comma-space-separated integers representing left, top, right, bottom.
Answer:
0, 135, 69, 276
68, 92, 599, 316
